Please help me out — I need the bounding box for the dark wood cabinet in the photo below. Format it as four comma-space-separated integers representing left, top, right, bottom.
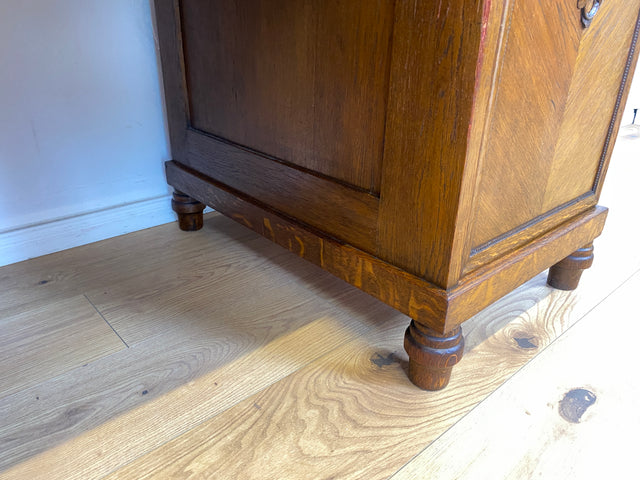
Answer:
155, 0, 640, 389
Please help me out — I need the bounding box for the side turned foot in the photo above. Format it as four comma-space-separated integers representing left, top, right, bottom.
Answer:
171, 191, 206, 231
547, 243, 594, 291
404, 321, 464, 391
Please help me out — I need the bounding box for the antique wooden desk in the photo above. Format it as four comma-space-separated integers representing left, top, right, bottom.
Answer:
154, 0, 639, 390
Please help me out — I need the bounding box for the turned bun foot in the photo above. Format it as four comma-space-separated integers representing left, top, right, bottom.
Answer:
171, 191, 206, 231
404, 321, 464, 391
547, 243, 594, 291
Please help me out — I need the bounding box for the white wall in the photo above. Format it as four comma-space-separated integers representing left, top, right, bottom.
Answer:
0, 0, 174, 266
0, 2, 638, 267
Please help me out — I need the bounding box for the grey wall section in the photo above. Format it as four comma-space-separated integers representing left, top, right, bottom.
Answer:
0, 0, 176, 264
0, 1, 171, 231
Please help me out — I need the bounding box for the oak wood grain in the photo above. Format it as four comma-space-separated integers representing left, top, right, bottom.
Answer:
542, 2, 640, 210
167, 160, 609, 333
470, 0, 640, 252
182, 130, 380, 253
0, 312, 392, 476
0, 296, 124, 399
376, 0, 484, 286
152, 0, 188, 160
1, 135, 636, 478
0, 213, 398, 475
179, 0, 393, 192
391, 269, 640, 480
94, 272, 617, 480
470, 0, 582, 247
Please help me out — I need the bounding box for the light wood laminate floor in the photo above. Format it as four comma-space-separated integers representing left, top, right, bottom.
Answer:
1, 137, 639, 479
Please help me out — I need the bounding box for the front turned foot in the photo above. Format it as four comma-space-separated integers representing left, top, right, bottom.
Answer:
404, 321, 464, 391
547, 243, 594, 291
171, 191, 206, 231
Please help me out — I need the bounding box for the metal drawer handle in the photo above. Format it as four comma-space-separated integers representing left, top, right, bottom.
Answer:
578, 0, 601, 28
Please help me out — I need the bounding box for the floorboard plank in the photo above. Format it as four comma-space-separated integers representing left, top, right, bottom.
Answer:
95, 273, 616, 480
0, 295, 124, 399
390, 269, 640, 480
0, 137, 636, 480
0, 308, 395, 478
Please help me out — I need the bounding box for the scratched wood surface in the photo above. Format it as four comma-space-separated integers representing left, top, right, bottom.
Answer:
0, 138, 637, 478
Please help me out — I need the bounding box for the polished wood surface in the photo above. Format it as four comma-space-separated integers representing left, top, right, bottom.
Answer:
392, 270, 640, 480
166, 161, 608, 333
471, 0, 640, 249
154, 0, 640, 388
547, 243, 595, 290
181, 0, 393, 192
171, 191, 205, 231
1, 142, 638, 476
404, 323, 464, 391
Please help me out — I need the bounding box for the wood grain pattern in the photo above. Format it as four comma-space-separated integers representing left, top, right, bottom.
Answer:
377, 0, 484, 286
153, 0, 188, 160
85, 214, 384, 346
1, 134, 637, 478
180, 0, 394, 192
0, 213, 398, 476
470, 0, 640, 252
446, 206, 607, 331
542, 2, 640, 210
167, 160, 609, 333
391, 270, 640, 480
155, 0, 638, 394
0, 213, 254, 318
165, 160, 450, 330
96, 271, 622, 480
0, 312, 393, 476
470, 0, 582, 247
182, 130, 380, 253
0, 296, 124, 398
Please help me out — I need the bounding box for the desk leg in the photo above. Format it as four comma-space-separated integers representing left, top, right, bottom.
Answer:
547, 243, 595, 291
404, 321, 464, 391
171, 191, 206, 231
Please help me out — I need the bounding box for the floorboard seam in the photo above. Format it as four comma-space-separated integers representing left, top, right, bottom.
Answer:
83, 294, 129, 348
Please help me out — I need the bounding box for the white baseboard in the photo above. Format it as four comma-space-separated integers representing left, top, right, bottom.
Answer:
0, 195, 212, 267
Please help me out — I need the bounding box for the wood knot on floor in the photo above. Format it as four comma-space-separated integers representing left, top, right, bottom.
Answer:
559, 388, 596, 423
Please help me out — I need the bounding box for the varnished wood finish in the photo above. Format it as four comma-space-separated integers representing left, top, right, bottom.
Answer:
404, 323, 464, 391
180, 0, 393, 193
547, 243, 595, 290
1, 142, 638, 477
470, 0, 640, 249
166, 160, 608, 334
392, 270, 640, 480
171, 191, 205, 231
376, 0, 484, 285
184, 132, 379, 252
154, 0, 640, 388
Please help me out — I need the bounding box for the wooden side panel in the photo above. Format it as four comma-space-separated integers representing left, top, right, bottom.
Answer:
153, 0, 189, 160
471, 0, 582, 247
377, 0, 485, 287
470, 0, 640, 251
166, 161, 608, 334
542, 1, 640, 209
179, 0, 394, 193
